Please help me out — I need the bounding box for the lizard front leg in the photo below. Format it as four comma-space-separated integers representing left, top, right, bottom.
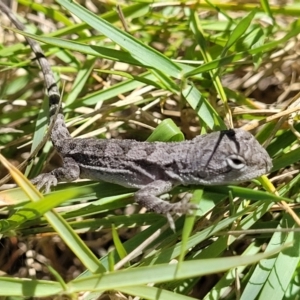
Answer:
134, 180, 196, 230
31, 157, 80, 193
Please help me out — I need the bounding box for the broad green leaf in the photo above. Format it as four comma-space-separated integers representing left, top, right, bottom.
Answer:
147, 119, 184, 142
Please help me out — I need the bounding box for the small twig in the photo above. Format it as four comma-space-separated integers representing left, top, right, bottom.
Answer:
114, 224, 169, 270
241, 104, 300, 132
217, 227, 300, 236
116, 5, 129, 33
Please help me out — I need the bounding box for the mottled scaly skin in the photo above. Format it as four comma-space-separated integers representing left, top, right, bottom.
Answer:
55, 129, 272, 189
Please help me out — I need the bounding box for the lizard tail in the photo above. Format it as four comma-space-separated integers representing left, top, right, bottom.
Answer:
0, 2, 71, 150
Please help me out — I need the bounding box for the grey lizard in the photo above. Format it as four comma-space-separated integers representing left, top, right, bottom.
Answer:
1, 3, 273, 228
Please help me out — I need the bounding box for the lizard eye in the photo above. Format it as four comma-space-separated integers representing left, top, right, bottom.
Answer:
226, 155, 246, 170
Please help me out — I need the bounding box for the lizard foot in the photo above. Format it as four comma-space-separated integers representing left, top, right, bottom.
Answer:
165, 194, 198, 231
169, 193, 198, 215
134, 181, 198, 230
136, 193, 197, 231
31, 173, 58, 193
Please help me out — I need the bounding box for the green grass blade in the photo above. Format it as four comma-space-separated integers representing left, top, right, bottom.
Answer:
221, 10, 256, 56
184, 18, 300, 77
68, 245, 290, 293
57, 0, 182, 78
177, 189, 203, 268
119, 285, 197, 300
241, 215, 300, 300
0, 277, 62, 297
65, 56, 97, 106
181, 83, 226, 130
0, 154, 105, 273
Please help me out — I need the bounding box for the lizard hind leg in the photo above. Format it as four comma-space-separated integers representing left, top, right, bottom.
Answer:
134, 180, 197, 230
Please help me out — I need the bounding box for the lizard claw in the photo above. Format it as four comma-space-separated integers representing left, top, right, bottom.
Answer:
170, 193, 198, 215
164, 194, 198, 231
31, 173, 58, 193
166, 204, 198, 232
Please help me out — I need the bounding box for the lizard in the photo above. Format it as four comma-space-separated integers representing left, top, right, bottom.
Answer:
1, 3, 273, 228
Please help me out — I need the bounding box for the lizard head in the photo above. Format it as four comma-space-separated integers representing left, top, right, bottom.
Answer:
191, 129, 273, 185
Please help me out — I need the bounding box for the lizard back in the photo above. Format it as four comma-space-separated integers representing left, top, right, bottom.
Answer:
61, 129, 272, 189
